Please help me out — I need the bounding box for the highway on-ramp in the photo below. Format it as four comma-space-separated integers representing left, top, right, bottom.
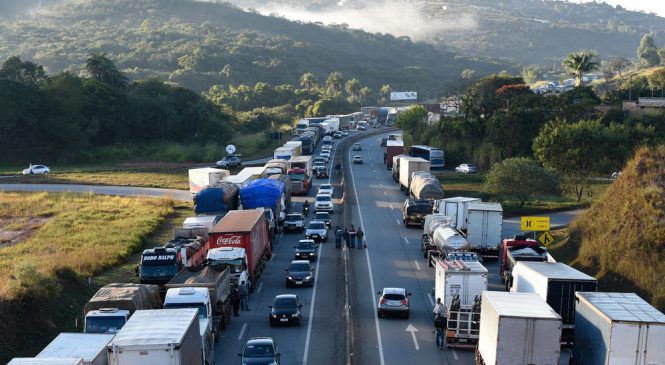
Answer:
0, 183, 192, 201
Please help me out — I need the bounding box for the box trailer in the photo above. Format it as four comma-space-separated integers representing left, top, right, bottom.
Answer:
274, 146, 297, 161
466, 202, 503, 259
435, 197, 481, 232
188, 168, 230, 196
284, 141, 302, 156
8, 359, 83, 365
511, 262, 597, 343
37, 333, 114, 365
107, 309, 201, 365
385, 140, 404, 169
573, 292, 665, 365
477, 291, 562, 365
398, 156, 430, 194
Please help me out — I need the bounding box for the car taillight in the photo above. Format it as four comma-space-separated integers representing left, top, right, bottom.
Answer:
401, 299, 408, 305
379, 299, 387, 305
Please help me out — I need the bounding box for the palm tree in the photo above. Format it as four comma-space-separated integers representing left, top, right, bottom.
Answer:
563, 51, 599, 86
379, 84, 392, 104
221, 64, 232, 78
299, 72, 317, 95
359, 86, 372, 105
345, 78, 361, 100
86, 53, 128, 88
325, 72, 344, 96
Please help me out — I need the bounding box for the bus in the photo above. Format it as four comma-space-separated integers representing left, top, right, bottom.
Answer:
409, 145, 444, 169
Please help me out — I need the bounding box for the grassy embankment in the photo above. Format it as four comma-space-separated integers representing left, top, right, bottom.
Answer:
0, 191, 192, 363
435, 171, 611, 217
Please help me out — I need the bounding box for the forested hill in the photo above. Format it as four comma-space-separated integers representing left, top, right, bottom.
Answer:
0, 0, 506, 97
228, 0, 665, 64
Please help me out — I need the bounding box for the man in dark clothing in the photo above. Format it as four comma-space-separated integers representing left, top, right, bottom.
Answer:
356, 228, 364, 249
231, 287, 241, 316
343, 229, 350, 248
335, 226, 343, 249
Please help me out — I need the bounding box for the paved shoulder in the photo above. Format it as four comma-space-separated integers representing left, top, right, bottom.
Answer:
0, 183, 191, 201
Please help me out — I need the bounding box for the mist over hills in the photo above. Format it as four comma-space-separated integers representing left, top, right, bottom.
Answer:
223, 0, 665, 64
0, 0, 507, 98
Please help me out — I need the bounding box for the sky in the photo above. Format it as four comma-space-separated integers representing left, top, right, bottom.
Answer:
571, 0, 665, 17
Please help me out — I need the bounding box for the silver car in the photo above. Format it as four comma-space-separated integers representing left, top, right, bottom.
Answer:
305, 220, 328, 242
315, 194, 333, 213
377, 287, 411, 318
284, 213, 305, 233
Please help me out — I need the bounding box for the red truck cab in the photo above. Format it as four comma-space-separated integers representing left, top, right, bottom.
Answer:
288, 168, 311, 195
500, 236, 540, 278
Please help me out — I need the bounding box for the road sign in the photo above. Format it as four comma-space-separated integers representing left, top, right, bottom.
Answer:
538, 231, 554, 246
225, 144, 236, 155
520, 216, 550, 231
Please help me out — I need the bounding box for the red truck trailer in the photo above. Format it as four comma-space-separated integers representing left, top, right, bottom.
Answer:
384, 140, 404, 170
208, 209, 270, 288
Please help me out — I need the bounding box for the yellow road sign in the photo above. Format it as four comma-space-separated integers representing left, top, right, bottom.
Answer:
520, 216, 550, 231
538, 231, 554, 246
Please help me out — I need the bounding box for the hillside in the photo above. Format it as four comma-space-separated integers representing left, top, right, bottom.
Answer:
564, 146, 665, 311
229, 0, 665, 64
0, 0, 507, 97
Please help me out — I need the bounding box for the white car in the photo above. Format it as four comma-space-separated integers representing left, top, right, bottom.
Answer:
315, 193, 333, 213
455, 163, 477, 174
318, 184, 333, 196
320, 151, 331, 161
353, 155, 363, 164
22, 165, 50, 175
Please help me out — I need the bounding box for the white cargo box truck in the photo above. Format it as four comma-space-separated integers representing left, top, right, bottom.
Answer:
574, 292, 665, 365
284, 141, 302, 156
223, 167, 266, 189
398, 157, 430, 194
107, 309, 202, 365
477, 291, 562, 365
188, 168, 230, 196
8, 359, 83, 365
466, 202, 503, 258
273, 146, 296, 161
37, 333, 114, 365
436, 197, 481, 231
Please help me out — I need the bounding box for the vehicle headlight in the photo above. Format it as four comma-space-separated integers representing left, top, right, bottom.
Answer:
305, 276, 313, 280
271, 313, 278, 318
291, 313, 299, 317
287, 276, 293, 280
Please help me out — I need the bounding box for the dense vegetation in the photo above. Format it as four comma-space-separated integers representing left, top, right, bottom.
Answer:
564, 146, 665, 311
231, 0, 665, 64
0, 0, 505, 98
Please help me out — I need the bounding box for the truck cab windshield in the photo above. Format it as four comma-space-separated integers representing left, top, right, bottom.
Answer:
164, 303, 207, 319
210, 258, 245, 273
289, 173, 305, 181
86, 316, 126, 334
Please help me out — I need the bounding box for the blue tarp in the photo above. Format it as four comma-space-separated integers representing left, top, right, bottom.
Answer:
240, 178, 284, 211
194, 182, 239, 214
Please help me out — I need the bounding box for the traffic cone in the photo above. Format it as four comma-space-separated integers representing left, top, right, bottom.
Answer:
363, 240, 367, 249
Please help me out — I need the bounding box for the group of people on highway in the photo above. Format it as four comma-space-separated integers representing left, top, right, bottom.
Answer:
230, 280, 252, 316
334, 224, 364, 249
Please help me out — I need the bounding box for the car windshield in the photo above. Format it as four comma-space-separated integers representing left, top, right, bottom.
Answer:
289, 263, 310, 271
315, 213, 328, 220
316, 196, 331, 202
320, 185, 331, 190
244, 344, 275, 357
286, 214, 302, 221
273, 297, 297, 307
297, 242, 315, 249
308, 222, 325, 230
467, 164, 476, 169
383, 293, 405, 300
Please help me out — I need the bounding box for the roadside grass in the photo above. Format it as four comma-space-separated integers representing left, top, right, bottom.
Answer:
0, 191, 176, 299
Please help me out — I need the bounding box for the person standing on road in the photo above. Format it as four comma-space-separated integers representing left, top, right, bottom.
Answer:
348, 224, 356, 249
239, 281, 250, 311
335, 226, 343, 249
434, 315, 445, 350
343, 228, 350, 249
433, 298, 444, 318
356, 228, 364, 249
231, 286, 241, 316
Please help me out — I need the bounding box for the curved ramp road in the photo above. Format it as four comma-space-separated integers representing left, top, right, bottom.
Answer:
0, 183, 192, 201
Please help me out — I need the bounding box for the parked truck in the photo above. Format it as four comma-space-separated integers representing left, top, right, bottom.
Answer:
435, 197, 481, 233
164, 265, 232, 343
500, 236, 552, 290
476, 291, 562, 365
466, 202, 503, 260
399, 156, 430, 194
274, 146, 297, 161
206, 247, 249, 288
223, 167, 266, 189
193, 182, 239, 216
267, 174, 291, 213
137, 237, 207, 286
304, 127, 320, 146
287, 157, 312, 195
36, 333, 114, 365
207, 209, 270, 290
392, 154, 408, 182
106, 309, 202, 365
409, 172, 445, 200
573, 292, 665, 365
8, 359, 84, 365
284, 141, 302, 156
511, 262, 597, 344
239, 178, 286, 242
288, 156, 313, 179
384, 140, 404, 169
434, 259, 487, 349
299, 132, 315, 154
424, 224, 471, 267
188, 168, 230, 196
264, 159, 289, 176
83, 283, 162, 334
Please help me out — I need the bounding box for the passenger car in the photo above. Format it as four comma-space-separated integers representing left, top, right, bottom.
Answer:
239, 337, 280, 364
352, 143, 362, 151
285, 260, 315, 287
268, 294, 302, 327
455, 163, 477, 174
305, 220, 328, 242
314, 212, 331, 229
317, 184, 333, 196
283, 213, 305, 233
294, 239, 317, 261
333, 131, 343, 139
320, 151, 331, 161
353, 155, 363, 164
314, 165, 329, 178
216, 155, 242, 168
377, 287, 411, 318
314, 194, 333, 213
342, 130, 349, 136
22, 164, 50, 175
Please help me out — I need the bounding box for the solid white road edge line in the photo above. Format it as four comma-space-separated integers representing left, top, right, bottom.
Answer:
256, 282, 263, 293
402, 237, 410, 245
427, 292, 435, 307
348, 146, 386, 365
302, 243, 322, 365
238, 323, 247, 341
414, 260, 421, 271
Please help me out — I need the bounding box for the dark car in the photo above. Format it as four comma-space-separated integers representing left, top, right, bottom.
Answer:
314, 165, 329, 178
314, 212, 331, 229
269, 294, 303, 326
352, 143, 362, 151
285, 260, 315, 287
294, 239, 318, 261
402, 199, 433, 227
238, 337, 280, 364
377, 287, 411, 318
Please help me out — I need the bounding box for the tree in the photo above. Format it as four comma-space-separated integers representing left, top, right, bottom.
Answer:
482, 158, 560, 207
359, 86, 372, 105
299, 72, 317, 95
659, 47, 665, 66
460, 74, 524, 119
379, 84, 392, 104
345, 78, 360, 101
520, 65, 539, 84
637, 34, 660, 67
395, 105, 427, 137
461, 69, 476, 81
608, 57, 631, 79
562, 51, 599, 86
0, 56, 47, 87
647, 67, 665, 97
533, 119, 629, 202
325, 72, 343, 96
85, 53, 128, 88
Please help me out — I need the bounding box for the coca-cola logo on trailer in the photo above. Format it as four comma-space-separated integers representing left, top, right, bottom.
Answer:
217, 234, 242, 246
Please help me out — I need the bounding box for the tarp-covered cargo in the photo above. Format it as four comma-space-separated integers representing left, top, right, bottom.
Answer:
239, 178, 284, 211
83, 283, 162, 315
193, 182, 239, 215
410, 172, 445, 200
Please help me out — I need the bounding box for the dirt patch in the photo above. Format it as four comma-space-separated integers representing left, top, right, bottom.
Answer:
0, 217, 51, 248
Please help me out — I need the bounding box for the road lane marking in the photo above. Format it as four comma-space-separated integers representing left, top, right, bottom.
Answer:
238, 323, 247, 340
302, 243, 323, 365
348, 147, 385, 365
256, 282, 263, 293
405, 324, 420, 350
427, 293, 434, 307
402, 237, 410, 245
414, 260, 420, 271
384, 191, 387, 196
452, 350, 459, 360
396, 219, 401, 225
